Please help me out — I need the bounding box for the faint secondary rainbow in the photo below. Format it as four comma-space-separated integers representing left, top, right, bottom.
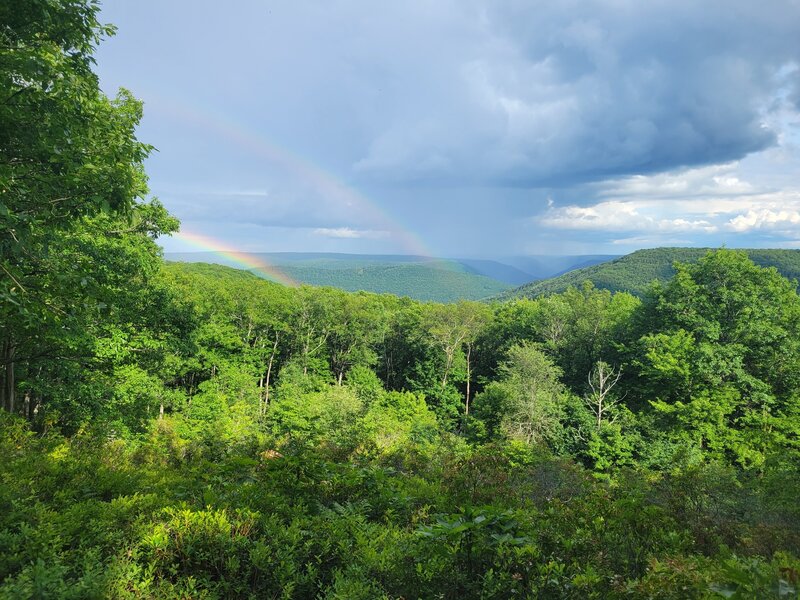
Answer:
176, 230, 298, 287
149, 95, 437, 259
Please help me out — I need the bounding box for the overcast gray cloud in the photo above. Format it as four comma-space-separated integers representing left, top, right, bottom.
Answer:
95, 0, 800, 256
354, 0, 800, 184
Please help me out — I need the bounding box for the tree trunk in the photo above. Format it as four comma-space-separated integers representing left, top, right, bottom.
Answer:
586, 361, 622, 430
465, 344, 472, 416
262, 335, 279, 415
441, 349, 454, 390
1, 339, 15, 413
302, 329, 311, 376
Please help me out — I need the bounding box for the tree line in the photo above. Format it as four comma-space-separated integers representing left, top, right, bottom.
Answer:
7, 247, 800, 477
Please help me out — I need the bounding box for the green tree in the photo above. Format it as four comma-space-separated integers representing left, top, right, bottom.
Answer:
633, 250, 800, 467
423, 300, 491, 421
544, 283, 639, 388
474, 287, 638, 391
326, 292, 386, 386
290, 286, 333, 378
479, 342, 567, 446
0, 1, 178, 426
362, 390, 438, 454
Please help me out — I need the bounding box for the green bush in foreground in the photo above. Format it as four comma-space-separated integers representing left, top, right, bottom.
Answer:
2, 410, 799, 599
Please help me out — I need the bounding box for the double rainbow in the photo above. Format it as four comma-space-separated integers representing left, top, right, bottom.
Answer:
149, 93, 444, 286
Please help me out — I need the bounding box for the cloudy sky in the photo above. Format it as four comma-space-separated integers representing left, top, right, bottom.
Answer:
96, 0, 800, 258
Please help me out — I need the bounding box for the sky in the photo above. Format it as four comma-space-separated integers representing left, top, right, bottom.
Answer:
95, 0, 800, 258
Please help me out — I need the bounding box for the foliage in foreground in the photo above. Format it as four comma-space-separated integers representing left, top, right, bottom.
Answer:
2, 410, 799, 599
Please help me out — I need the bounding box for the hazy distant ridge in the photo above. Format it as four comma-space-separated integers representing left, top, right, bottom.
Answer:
165, 252, 513, 302
164, 251, 619, 302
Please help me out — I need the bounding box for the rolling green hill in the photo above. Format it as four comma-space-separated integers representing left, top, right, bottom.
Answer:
277, 261, 511, 302
164, 256, 511, 302
499, 247, 800, 299
163, 261, 264, 282
166, 251, 536, 285
163, 252, 633, 301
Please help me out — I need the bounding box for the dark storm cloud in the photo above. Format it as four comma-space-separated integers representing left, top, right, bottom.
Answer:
95, 0, 800, 255
355, 0, 800, 185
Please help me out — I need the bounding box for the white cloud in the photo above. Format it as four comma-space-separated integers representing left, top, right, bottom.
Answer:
596, 163, 755, 200
540, 200, 718, 233
349, 0, 799, 184
539, 158, 800, 242
97, 0, 800, 255
727, 208, 800, 232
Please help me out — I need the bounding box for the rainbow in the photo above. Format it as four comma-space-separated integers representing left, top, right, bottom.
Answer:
148, 94, 437, 259
175, 229, 298, 287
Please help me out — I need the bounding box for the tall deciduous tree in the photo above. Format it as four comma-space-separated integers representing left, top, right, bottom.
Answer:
423, 300, 490, 412
485, 342, 567, 446
326, 292, 385, 386
0, 0, 178, 423
634, 250, 800, 467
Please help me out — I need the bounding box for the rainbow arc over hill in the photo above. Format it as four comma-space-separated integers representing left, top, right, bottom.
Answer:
174, 230, 299, 287
155, 96, 438, 285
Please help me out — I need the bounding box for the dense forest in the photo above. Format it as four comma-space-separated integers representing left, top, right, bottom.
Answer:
245, 260, 511, 303
499, 247, 800, 299
166, 252, 527, 297
2, 2, 800, 598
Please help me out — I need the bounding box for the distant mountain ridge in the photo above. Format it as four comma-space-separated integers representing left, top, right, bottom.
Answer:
498, 247, 800, 299
498, 255, 618, 280
278, 263, 508, 302
163, 251, 617, 302
165, 252, 512, 302
164, 252, 615, 282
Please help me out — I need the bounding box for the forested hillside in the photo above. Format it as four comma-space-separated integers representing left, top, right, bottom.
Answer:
168, 252, 540, 285
166, 252, 628, 300
501, 247, 800, 299
166, 253, 517, 301
268, 261, 509, 302
2, 2, 800, 598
